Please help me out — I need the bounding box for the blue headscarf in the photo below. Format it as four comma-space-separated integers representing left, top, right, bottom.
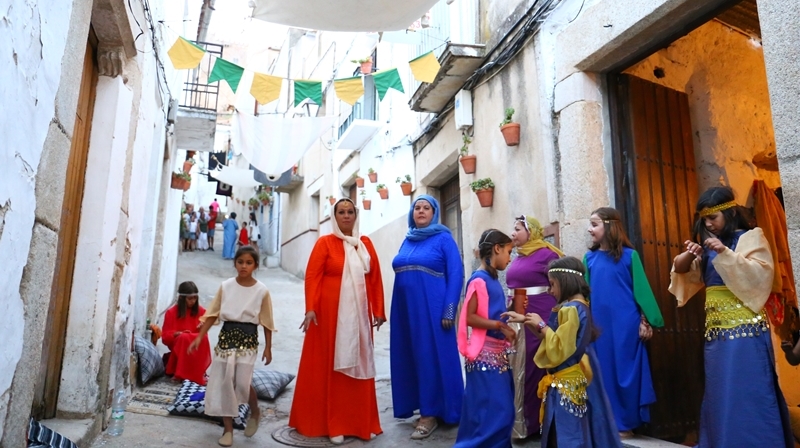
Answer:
406, 195, 451, 241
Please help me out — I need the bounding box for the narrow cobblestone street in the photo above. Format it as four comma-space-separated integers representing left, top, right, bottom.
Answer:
90, 236, 462, 448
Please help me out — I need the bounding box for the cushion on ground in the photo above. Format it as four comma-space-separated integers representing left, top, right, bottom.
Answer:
167, 380, 249, 429
134, 335, 165, 384
251, 369, 295, 400
27, 418, 78, 448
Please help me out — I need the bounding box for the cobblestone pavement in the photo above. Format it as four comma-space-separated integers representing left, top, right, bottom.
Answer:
90, 237, 480, 448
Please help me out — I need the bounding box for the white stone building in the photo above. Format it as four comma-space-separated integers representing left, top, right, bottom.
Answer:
277, 0, 800, 443
0, 0, 188, 445
408, 0, 800, 442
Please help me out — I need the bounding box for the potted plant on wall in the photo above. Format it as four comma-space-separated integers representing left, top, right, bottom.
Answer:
326, 195, 336, 205
352, 56, 373, 75
178, 172, 192, 191
499, 107, 520, 146
458, 133, 476, 174
258, 190, 271, 206
183, 157, 196, 173
368, 167, 378, 183
376, 183, 389, 200
355, 173, 365, 188
248, 197, 259, 209
360, 190, 371, 210
470, 178, 495, 207
170, 172, 184, 190
396, 175, 413, 196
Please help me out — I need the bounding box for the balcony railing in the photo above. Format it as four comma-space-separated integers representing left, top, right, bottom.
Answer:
338, 76, 378, 138
180, 41, 223, 112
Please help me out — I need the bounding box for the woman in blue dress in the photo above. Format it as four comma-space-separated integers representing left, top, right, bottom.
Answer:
670, 187, 792, 447
507, 256, 621, 448
583, 207, 664, 436
455, 229, 516, 448
390, 195, 464, 439
222, 212, 238, 259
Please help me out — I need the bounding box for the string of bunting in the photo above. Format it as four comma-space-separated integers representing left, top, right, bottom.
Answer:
167, 36, 440, 107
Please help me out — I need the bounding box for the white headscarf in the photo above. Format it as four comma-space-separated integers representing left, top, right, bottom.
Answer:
330, 199, 376, 379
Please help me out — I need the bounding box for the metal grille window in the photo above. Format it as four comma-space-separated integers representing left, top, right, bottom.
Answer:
180, 41, 223, 111
338, 75, 377, 137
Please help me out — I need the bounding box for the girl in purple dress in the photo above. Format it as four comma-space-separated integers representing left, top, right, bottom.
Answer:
507, 215, 562, 438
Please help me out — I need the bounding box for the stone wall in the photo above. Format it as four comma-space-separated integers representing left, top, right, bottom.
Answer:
624, 19, 780, 199
0, 0, 85, 444
1, 0, 183, 443
415, 40, 558, 273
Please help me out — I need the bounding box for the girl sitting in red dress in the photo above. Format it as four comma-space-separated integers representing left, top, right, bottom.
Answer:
162, 281, 211, 385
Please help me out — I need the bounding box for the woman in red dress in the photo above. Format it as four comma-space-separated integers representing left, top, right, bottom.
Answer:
162, 281, 211, 385
289, 198, 386, 444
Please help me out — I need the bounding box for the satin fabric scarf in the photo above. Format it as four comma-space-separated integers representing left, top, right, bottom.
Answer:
331, 199, 376, 379
406, 194, 451, 241
516, 215, 564, 257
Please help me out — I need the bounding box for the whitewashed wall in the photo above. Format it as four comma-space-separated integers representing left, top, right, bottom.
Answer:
0, 0, 75, 441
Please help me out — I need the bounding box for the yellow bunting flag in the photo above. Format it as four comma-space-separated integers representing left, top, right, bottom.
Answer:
333, 77, 365, 106
250, 73, 283, 105
408, 51, 440, 83
167, 37, 206, 69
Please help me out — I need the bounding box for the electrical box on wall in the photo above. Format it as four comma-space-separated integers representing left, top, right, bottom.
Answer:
454, 89, 473, 131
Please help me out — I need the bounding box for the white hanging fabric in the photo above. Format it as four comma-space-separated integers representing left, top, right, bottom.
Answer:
232, 111, 336, 177
208, 165, 263, 188
250, 0, 440, 32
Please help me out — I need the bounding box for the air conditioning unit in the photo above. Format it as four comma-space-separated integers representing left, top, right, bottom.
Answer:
454, 89, 473, 131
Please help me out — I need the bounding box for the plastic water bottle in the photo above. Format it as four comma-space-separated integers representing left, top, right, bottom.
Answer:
108, 390, 127, 436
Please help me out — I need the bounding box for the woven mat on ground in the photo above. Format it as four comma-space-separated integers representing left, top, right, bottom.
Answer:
127, 377, 182, 416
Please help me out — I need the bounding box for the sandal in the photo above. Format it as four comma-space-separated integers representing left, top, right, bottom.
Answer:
410, 419, 438, 440
244, 415, 259, 437
218, 431, 233, 447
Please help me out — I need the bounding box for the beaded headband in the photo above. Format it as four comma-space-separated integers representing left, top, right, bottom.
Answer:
549, 268, 583, 276
699, 200, 736, 218
177, 293, 198, 297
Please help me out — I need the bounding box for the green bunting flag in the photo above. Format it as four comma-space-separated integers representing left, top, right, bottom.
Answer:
294, 80, 323, 106
372, 68, 405, 101
208, 58, 245, 93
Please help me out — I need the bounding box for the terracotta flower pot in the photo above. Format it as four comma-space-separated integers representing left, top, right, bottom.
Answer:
362, 199, 372, 210
368, 172, 378, 183
360, 61, 373, 75
475, 188, 494, 207
355, 177, 365, 188
261, 199, 269, 206
460, 155, 477, 174
182, 161, 194, 173
400, 182, 412, 196
378, 188, 389, 200
181, 178, 191, 191
170, 175, 183, 190
328, 197, 336, 205
500, 123, 521, 146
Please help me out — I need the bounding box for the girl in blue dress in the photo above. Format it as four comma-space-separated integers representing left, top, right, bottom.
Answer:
583, 207, 664, 436
670, 186, 792, 447
455, 229, 517, 448
506, 257, 621, 447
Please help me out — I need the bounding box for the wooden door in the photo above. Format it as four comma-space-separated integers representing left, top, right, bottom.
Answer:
32, 40, 97, 419
609, 74, 705, 440
440, 175, 462, 255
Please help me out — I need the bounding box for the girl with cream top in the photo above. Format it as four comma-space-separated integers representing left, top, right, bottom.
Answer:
189, 246, 276, 447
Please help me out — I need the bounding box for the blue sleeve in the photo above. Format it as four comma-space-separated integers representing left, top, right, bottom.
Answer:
441, 235, 465, 320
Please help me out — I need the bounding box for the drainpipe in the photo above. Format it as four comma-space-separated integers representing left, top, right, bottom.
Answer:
197, 0, 216, 42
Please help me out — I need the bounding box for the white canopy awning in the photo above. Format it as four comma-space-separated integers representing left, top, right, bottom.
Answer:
250, 0, 440, 32
232, 111, 336, 177
208, 166, 263, 189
